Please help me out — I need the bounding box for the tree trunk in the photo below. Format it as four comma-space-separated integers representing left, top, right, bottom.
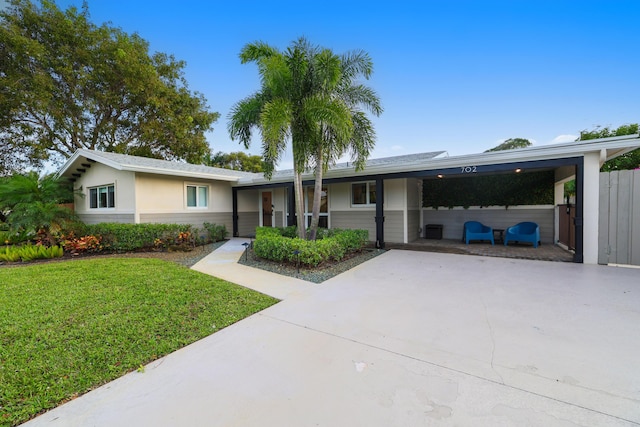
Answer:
308, 148, 324, 241
293, 168, 306, 239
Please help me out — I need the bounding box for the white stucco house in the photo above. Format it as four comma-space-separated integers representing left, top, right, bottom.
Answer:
57, 134, 640, 264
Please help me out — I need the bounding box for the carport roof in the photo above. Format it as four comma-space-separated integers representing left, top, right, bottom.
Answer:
235, 134, 640, 185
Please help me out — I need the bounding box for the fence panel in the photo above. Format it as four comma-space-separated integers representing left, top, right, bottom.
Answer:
599, 170, 639, 265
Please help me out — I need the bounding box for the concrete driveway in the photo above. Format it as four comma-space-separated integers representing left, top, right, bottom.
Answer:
23, 247, 640, 426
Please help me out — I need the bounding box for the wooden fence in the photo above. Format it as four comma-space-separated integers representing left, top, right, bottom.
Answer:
598, 170, 640, 265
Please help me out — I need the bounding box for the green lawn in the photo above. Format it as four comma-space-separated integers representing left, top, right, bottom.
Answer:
0, 258, 278, 426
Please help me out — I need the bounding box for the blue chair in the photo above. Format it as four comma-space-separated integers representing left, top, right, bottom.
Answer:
504, 222, 540, 248
464, 221, 495, 245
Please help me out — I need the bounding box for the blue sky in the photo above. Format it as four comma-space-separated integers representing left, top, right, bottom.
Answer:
5, 0, 640, 168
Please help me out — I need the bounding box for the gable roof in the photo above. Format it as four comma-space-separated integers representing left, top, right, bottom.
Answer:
58, 149, 260, 182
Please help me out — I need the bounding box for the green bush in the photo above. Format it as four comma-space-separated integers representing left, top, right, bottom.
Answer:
86, 223, 193, 252
280, 225, 298, 238
253, 227, 368, 267
0, 246, 21, 262
203, 222, 228, 242
0, 244, 64, 262
253, 233, 291, 262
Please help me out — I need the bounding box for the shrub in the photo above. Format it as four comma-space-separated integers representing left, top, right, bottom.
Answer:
203, 222, 228, 242
0, 244, 64, 262
0, 246, 21, 262
253, 233, 291, 262
253, 228, 368, 267
61, 234, 102, 254
86, 223, 193, 252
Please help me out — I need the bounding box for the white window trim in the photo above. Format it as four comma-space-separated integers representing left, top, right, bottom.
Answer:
185, 183, 209, 209
88, 184, 115, 209
351, 181, 376, 207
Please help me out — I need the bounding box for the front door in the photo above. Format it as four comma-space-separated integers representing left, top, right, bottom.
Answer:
262, 192, 273, 227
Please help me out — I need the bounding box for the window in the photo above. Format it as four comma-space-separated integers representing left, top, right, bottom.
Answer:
186, 185, 208, 208
351, 182, 376, 205
89, 185, 115, 209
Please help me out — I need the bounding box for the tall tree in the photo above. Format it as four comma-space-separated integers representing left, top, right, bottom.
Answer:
578, 124, 639, 171
306, 50, 382, 240
0, 0, 219, 174
485, 138, 532, 152
229, 38, 347, 239
203, 151, 264, 172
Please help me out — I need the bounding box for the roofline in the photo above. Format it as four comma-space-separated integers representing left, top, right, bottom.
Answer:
57, 149, 244, 182
236, 134, 640, 186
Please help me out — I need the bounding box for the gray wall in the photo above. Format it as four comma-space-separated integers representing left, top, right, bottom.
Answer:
237, 212, 260, 237
408, 209, 421, 242
331, 210, 404, 243
78, 214, 135, 224
422, 207, 555, 243
599, 170, 640, 265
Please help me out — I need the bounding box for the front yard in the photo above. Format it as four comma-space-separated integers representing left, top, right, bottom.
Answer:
0, 258, 278, 426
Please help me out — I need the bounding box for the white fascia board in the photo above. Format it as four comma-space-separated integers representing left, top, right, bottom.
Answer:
59, 149, 240, 182
118, 165, 241, 182
234, 134, 640, 186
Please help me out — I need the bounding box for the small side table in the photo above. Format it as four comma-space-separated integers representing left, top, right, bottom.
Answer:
493, 229, 505, 244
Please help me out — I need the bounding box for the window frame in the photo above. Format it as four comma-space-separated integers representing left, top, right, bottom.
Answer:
185, 184, 209, 208
88, 184, 115, 209
351, 181, 377, 207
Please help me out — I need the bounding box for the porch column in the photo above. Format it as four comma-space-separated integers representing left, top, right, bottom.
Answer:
287, 183, 296, 227
574, 160, 584, 263
232, 187, 239, 237
581, 152, 601, 264
375, 177, 385, 248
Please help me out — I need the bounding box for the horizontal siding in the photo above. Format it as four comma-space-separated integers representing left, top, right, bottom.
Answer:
422, 206, 554, 243
78, 213, 134, 224
407, 209, 420, 242
140, 212, 232, 231
275, 211, 284, 227
384, 211, 404, 243
331, 210, 376, 241
331, 210, 405, 243
238, 212, 259, 237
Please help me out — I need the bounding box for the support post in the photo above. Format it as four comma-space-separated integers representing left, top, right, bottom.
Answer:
574, 160, 584, 263
375, 177, 385, 249
232, 187, 239, 237
287, 183, 296, 227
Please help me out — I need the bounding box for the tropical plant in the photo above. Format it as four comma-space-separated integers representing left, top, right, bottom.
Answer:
306, 49, 382, 240
230, 37, 378, 240
0, 0, 218, 174
0, 172, 77, 245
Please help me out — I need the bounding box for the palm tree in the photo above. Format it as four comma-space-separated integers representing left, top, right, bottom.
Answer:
0, 172, 77, 245
228, 37, 353, 239
306, 50, 382, 240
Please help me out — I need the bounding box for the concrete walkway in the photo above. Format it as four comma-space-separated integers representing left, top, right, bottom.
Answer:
23, 240, 640, 426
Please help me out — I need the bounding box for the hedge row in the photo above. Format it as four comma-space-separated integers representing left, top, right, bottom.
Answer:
253, 227, 368, 267
63, 222, 228, 253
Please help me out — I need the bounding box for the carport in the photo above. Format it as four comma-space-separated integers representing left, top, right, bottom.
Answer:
232, 134, 640, 264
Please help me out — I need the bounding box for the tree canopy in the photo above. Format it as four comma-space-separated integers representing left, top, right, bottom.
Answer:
485, 138, 532, 152
0, 0, 219, 175
578, 124, 639, 171
203, 151, 264, 173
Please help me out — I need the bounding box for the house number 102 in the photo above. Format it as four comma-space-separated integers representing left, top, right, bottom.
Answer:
461, 166, 477, 173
